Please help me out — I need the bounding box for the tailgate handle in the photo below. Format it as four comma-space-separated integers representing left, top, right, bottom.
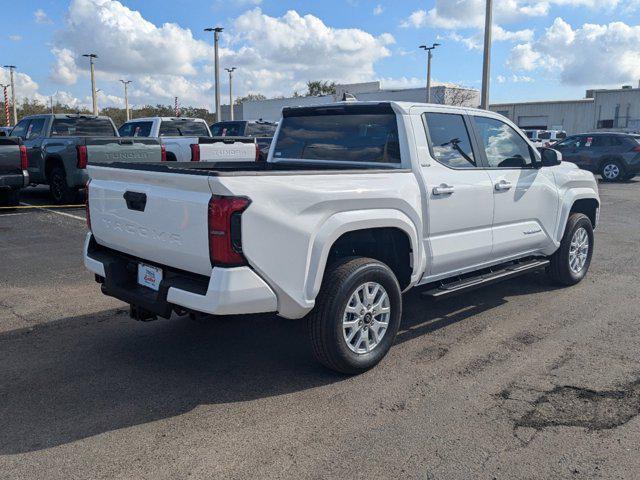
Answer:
123, 191, 147, 212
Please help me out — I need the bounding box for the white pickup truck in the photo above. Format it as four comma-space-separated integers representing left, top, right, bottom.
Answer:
118, 117, 211, 162
84, 102, 600, 374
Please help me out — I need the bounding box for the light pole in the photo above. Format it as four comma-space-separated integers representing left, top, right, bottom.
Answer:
225, 67, 236, 121
205, 26, 223, 121
1, 83, 10, 126
82, 53, 98, 115
480, 0, 493, 109
419, 44, 440, 103
120, 80, 132, 121
3, 65, 17, 125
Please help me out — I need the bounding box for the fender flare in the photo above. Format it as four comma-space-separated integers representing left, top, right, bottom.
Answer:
555, 189, 600, 243
304, 209, 425, 303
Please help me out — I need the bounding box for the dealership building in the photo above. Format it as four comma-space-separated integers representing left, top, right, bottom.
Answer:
237, 81, 480, 122
489, 84, 640, 135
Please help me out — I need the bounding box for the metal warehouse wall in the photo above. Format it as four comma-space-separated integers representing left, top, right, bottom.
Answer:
490, 100, 595, 135
593, 88, 640, 130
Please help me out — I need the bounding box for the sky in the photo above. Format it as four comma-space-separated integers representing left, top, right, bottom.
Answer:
1, 0, 639, 111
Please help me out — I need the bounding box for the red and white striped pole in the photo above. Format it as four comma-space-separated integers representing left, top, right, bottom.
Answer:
174, 96, 180, 117
1, 85, 9, 127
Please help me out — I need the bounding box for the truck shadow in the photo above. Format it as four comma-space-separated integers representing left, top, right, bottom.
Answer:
0, 272, 557, 454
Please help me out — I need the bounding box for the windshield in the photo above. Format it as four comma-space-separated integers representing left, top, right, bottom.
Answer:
51, 117, 116, 137
159, 120, 209, 136
273, 108, 401, 164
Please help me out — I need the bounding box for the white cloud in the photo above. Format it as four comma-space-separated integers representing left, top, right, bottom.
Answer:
373, 4, 384, 15
50, 48, 79, 85
448, 25, 534, 50
34, 9, 53, 24
8, 35, 22, 41
401, 0, 621, 30
497, 74, 534, 83
508, 18, 640, 87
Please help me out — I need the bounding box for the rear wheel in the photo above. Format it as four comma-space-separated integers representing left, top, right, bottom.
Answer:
547, 213, 594, 286
600, 160, 625, 182
308, 257, 402, 375
49, 166, 78, 204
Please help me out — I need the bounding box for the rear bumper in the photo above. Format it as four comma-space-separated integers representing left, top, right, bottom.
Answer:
0, 170, 29, 189
83, 233, 277, 317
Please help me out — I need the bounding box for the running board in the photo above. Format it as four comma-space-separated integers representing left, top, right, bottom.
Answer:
421, 259, 550, 299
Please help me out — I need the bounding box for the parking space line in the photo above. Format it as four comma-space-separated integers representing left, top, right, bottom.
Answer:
19, 202, 86, 222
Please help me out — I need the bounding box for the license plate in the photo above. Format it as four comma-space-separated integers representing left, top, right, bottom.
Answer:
137, 263, 163, 291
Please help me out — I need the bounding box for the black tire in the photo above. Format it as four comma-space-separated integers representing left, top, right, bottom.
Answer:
547, 213, 594, 286
0, 188, 20, 207
600, 159, 625, 182
49, 166, 78, 204
308, 257, 402, 375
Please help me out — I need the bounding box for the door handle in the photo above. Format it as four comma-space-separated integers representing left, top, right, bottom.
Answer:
495, 180, 513, 191
432, 184, 455, 195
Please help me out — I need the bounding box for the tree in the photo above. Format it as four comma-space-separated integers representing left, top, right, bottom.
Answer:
445, 88, 480, 107
235, 93, 267, 105
305, 80, 336, 96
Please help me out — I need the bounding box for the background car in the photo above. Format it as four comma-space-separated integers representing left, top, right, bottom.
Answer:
553, 132, 640, 181
0, 126, 13, 137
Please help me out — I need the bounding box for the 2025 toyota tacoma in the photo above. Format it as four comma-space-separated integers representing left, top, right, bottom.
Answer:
84, 102, 600, 374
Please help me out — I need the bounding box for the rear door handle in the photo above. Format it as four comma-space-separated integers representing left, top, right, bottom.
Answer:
432, 184, 455, 195
495, 180, 513, 191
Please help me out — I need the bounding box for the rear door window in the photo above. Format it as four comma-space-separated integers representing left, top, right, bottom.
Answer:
51, 117, 116, 137
273, 107, 401, 164
473, 116, 534, 168
424, 112, 476, 168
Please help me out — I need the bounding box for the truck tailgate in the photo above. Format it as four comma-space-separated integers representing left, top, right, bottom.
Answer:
86, 137, 162, 164
198, 137, 257, 162
88, 165, 213, 276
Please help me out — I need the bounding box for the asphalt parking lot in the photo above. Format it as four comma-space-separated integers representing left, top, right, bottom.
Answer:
1, 182, 639, 479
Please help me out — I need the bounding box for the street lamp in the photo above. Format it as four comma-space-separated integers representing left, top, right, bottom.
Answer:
480, 0, 493, 109
419, 44, 440, 103
225, 67, 236, 121
3, 65, 17, 125
82, 54, 98, 115
204, 26, 223, 121
120, 80, 132, 121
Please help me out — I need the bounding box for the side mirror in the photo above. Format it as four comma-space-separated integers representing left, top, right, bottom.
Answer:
539, 147, 562, 167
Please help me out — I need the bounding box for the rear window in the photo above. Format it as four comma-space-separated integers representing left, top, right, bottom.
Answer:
159, 120, 209, 136
119, 121, 153, 137
51, 117, 116, 137
246, 123, 277, 137
210, 122, 244, 137
273, 108, 401, 164
538, 131, 552, 140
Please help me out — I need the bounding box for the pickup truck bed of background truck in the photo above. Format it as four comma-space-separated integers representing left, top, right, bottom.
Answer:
0, 137, 29, 206
118, 117, 211, 163
11, 114, 164, 203
85, 101, 600, 374
190, 136, 260, 163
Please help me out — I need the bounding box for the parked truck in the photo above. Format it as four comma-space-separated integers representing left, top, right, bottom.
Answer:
84, 102, 600, 374
11, 114, 164, 203
0, 137, 29, 206
118, 117, 211, 162
210, 120, 277, 161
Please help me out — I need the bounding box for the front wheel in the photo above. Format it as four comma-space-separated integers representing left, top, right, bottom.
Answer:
547, 213, 594, 286
308, 257, 402, 375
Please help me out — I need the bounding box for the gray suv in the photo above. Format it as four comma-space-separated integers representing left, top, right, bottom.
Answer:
553, 132, 640, 181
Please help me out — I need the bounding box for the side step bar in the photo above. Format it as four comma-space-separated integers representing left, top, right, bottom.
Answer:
421, 258, 550, 299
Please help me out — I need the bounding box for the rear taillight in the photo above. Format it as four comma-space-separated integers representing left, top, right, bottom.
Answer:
255, 142, 260, 162
19, 145, 28, 170
190, 144, 200, 162
207, 195, 251, 267
85, 179, 91, 231
631, 145, 640, 152
77, 145, 88, 169
161, 144, 167, 162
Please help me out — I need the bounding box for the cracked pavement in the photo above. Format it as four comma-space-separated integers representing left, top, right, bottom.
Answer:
1, 183, 639, 479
